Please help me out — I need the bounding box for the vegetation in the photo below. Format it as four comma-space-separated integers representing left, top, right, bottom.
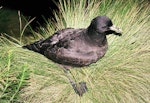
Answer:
0, 0, 150, 102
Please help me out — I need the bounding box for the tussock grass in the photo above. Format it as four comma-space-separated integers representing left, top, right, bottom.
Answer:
0, 0, 150, 102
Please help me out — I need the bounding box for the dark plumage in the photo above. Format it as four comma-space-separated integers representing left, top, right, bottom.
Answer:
23, 16, 122, 96
23, 16, 122, 67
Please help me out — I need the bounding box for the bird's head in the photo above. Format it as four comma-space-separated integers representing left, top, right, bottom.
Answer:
88, 16, 122, 36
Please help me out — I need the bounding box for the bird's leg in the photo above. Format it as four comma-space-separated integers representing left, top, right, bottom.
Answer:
62, 65, 88, 96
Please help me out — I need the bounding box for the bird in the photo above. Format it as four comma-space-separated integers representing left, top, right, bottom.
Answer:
23, 16, 122, 96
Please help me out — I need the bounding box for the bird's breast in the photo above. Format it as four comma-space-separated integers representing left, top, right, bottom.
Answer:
68, 39, 107, 59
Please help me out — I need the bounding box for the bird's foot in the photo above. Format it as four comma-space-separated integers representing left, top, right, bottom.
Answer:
62, 67, 88, 96
72, 81, 88, 96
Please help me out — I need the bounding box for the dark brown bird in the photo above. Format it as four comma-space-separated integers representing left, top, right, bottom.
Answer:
23, 16, 122, 96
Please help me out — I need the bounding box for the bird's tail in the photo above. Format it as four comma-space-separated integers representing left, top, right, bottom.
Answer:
22, 39, 46, 54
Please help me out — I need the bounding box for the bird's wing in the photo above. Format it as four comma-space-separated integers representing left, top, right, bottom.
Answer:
48, 28, 84, 45
39, 28, 84, 50
30, 28, 83, 54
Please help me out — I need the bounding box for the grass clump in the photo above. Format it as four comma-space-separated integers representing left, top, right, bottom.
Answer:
0, 0, 150, 102
0, 44, 30, 102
